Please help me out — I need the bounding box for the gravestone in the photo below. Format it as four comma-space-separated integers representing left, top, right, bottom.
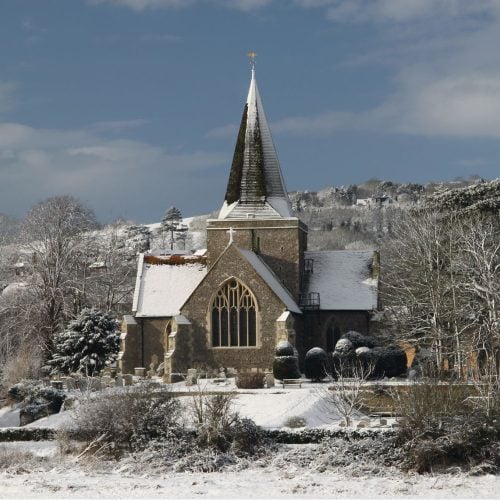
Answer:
186, 368, 197, 386
115, 374, 124, 387
265, 372, 275, 388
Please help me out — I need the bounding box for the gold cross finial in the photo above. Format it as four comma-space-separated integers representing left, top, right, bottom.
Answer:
247, 51, 257, 69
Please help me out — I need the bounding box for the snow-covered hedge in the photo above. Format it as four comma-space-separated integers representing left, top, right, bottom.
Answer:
0, 428, 56, 442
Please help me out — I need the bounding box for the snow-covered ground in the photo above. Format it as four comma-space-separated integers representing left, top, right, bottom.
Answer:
0, 381, 498, 498
0, 455, 497, 499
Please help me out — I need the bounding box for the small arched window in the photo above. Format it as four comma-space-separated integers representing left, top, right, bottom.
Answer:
211, 279, 257, 347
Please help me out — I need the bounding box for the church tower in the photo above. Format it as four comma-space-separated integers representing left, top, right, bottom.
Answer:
207, 60, 308, 301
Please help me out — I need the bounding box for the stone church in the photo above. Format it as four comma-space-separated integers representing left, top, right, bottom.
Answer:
119, 65, 379, 379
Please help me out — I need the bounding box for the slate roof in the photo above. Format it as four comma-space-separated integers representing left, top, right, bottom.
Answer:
133, 254, 207, 318
220, 68, 293, 220
238, 247, 301, 313
302, 250, 378, 311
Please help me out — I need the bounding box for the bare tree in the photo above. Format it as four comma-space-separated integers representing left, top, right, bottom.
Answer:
382, 209, 454, 374
321, 359, 373, 426
20, 196, 99, 355
456, 214, 500, 375
82, 224, 136, 314
382, 208, 499, 379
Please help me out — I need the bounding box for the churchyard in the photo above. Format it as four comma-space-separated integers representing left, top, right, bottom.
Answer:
0, 370, 499, 498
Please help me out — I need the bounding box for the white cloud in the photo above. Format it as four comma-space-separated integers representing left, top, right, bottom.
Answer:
217, 0, 274, 11
270, 72, 500, 139
295, 0, 499, 23
88, 0, 193, 10
90, 119, 150, 132
0, 121, 226, 220
88, 0, 272, 11
385, 73, 500, 138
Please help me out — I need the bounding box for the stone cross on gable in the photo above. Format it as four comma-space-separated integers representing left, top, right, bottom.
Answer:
227, 227, 236, 244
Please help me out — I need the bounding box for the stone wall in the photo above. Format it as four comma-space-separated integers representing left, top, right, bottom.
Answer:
206, 218, 307, 301
178, 244, 299, 373
120, 316, 168, 374
119, 315, 139, 374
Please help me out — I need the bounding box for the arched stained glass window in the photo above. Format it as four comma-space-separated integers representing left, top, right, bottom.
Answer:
211, 279, 257, 347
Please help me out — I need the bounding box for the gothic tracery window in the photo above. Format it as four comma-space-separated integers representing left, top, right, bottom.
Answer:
211, 279, 257, 347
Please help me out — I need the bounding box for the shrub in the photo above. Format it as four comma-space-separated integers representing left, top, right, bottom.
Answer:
304, 347, 329, 381
47, 308, 120, 376
7, 380, 66, 426
189, 388, 265, 456
330, 351, 357, 378
72, 382, 182, 455
372, 346, 407, 378
0, 445, 38, 471
1, 345, 43, 393
340, 331, 377, 349
236, 372, 264, 389
273, 356, 300, 381
275, 340, 295, 357
394, 380, 500, 473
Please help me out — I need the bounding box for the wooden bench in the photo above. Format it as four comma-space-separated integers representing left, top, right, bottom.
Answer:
282, 379, 302, 388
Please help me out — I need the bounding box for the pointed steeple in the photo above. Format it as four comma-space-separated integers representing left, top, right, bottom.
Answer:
219, 62, 293, 219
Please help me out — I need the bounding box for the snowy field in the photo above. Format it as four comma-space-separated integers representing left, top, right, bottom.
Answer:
0, 447, 498, 499
1, 381, 498, 498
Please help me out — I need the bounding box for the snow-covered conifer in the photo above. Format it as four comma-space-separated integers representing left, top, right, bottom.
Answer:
48, 308, 120, 376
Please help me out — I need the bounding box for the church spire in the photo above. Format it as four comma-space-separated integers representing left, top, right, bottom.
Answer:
219, 57, 293, 220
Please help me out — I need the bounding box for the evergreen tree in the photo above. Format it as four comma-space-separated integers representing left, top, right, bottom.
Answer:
48, 308, 120, 376
161, 206, 187, 251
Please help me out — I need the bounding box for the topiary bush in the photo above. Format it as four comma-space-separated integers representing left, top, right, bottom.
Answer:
332, 332, 407, 379
341, 331, 378, 349
304, 347, 329, 382
273, 341, 300, 381
275, 340, 295, 357
273, 356, 301, 381
371, 346, 407, 378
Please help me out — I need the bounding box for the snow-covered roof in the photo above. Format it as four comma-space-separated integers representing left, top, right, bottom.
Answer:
303, 250, 378, 311
133, 256, 207, 318
238, 248, 301, 314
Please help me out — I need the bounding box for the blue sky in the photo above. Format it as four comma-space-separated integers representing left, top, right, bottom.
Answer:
1, 0, 499, 222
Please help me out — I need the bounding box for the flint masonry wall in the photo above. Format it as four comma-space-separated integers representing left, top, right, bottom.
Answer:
120, 316, 168, 374
206, 218, 307, 302
179, 244, 300, 373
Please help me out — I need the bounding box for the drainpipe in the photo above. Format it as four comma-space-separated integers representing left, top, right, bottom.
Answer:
140, 319, 145, 368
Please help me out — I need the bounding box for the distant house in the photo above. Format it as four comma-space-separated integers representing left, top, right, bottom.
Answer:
119, 66, 379, 379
